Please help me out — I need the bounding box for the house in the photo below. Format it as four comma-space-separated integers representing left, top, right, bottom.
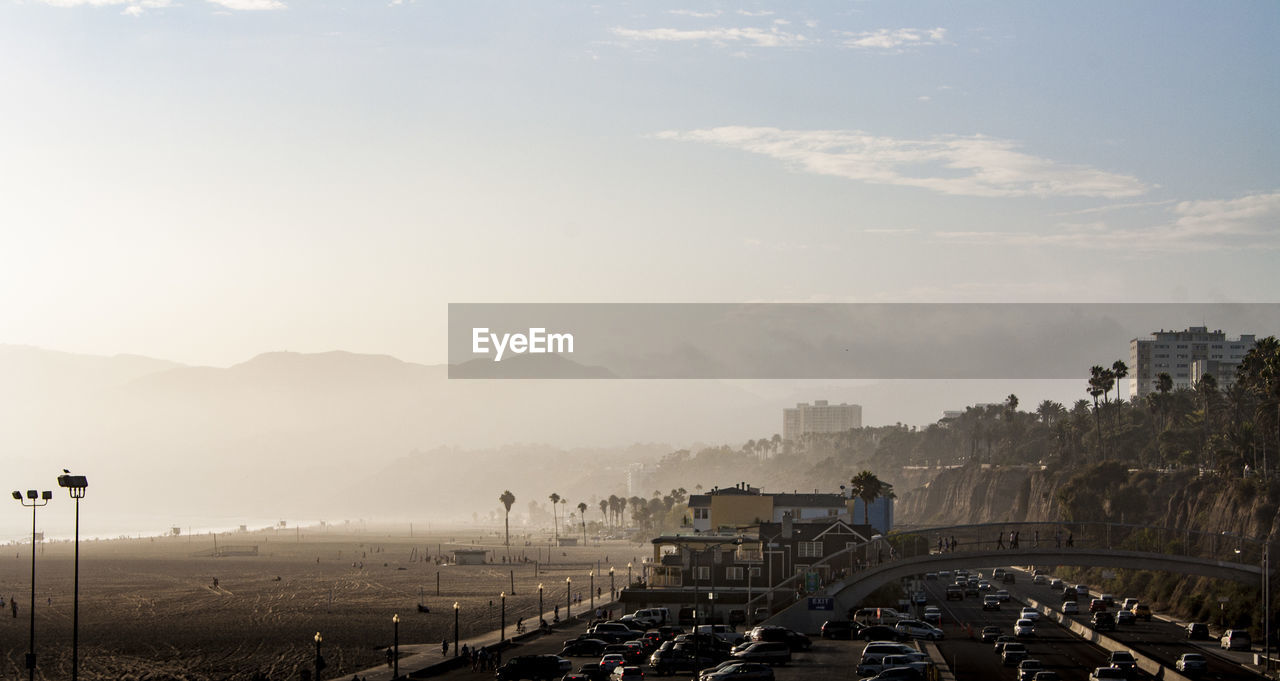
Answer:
452, 549, 489, 565
621, 517, 878, 622
688, 482, 893, 534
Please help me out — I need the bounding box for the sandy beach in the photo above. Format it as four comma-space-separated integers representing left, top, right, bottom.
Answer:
0, 524, 647, 680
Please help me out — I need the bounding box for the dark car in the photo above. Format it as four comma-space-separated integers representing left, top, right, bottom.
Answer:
648, 649, 715, 676
1186, 622, 1210, 640
657, 626, 686, 641
560, 639, 610, 657
749, 626, 811, 651
1091, 611, 1116, 632
589, 624, 644, 643
862, 625, 902, 642
603, 643, 646, 665
702, 662, 776, 680
496, 654, 572, 681
945, 585, 964, 600
1003, 573, 1016, 584
566, 664, 610, 681
821, 619, 859, 639
867, 668, 925, 681
980, 626, 1003, 643
730, 642, 791, 665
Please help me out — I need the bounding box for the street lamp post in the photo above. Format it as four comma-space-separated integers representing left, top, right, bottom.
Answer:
500, 592, 506, 642
566, 577, 572, 621
392, 614, 400, 679
453, 602, 459, 656
12, 489, 51, 681
627, 562, 633, 587
538, 583, 544, 625
609, 567, 615, 598
313, 632, 323, 681
57, 473, 88, 681
589, 572, 595, 614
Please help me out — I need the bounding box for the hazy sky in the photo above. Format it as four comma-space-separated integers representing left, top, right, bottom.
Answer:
2, 1, 1278, 367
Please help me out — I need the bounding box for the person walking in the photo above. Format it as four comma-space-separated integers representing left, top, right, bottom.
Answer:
441, 639, 448, 657
996, 533, 1005, 550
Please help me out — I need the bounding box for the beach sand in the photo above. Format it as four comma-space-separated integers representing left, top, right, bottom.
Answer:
0, 525, 646, 680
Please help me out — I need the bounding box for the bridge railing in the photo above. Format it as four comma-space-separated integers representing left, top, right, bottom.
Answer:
888, 521, 1271, 568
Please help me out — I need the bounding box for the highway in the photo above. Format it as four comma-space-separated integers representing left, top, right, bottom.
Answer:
913, 568, 1265, 681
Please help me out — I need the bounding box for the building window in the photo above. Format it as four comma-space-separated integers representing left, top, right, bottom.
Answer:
725, 567, 743, 581
693, 508, 709, 520
827, 508, 839, 516
693, 566, 710, 580
749, 567, 761, 578
798, 541, 823, 558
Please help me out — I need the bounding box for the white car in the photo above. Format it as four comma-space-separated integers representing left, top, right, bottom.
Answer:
1019, 607, 1040, 621
895, 619, 944, 641
1032, 574, 1047, 585
1062, 601, 1080, 615
1175, 653, 1208, 674
1014, 618, 1036, 637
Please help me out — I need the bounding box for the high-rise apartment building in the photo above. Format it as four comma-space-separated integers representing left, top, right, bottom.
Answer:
1129, 326, 1256, 399
782, 400, 862, 441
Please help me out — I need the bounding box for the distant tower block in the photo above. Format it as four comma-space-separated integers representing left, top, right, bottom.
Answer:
783, 400, 862, 442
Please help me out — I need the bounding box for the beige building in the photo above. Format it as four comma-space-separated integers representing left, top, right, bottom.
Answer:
782, 400, 862, 442
1130, 327, 1255, 399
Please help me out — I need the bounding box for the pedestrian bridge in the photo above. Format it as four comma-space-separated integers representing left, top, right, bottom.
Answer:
764, 520, 1271, 634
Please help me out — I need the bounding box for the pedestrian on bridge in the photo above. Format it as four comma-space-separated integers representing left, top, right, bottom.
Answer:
996, 533, 1005, 550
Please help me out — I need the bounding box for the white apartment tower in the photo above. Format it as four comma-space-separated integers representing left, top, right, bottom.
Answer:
782, 400, 862, 441
1129, 326, 1256, 399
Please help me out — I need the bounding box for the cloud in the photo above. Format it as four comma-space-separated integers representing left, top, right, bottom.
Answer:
656, 126, 1149, 199
667, 9, 721, 18
864, 228, 918, 234
206, 0, 285, 9
936, 191, 1280, 252
611, 26, 807, 48
41, 0, 171, 12
738, 9, 774, 16
842, 27, 947, 51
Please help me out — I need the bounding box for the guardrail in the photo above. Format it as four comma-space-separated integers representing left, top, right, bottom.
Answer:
1024, 594, 1194, 681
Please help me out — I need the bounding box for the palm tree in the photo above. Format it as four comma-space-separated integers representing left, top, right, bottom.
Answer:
549, 492, 561, 541
1088, 365, 1107, 459
1112, 360, 1129, 404
598, 499, 609, 529
848, 470, 892, 526
577, 502, 588, 544
499, 490, 516, 551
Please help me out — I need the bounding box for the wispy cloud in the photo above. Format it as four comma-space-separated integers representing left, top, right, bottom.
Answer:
864, 228, 918, 234
936, 191, 1280, 252
207, 0, 285, 9
611, 26, 807, 48
667, 9, 721, 18
41, 0, 171, 13
656, 126, 1149, 199
842, 27, 948, 51
738, 9, 774, 17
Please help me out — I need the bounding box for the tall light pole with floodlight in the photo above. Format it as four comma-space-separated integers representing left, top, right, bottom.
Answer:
453, 602, 459, 656
57, 472, 88, 681
500, 592, 506, 642
566, 577, 572, 621
589, 571, 594, 613
538, 583, 544, 625
12, 489, 51, 681
313, 632, 324, 681
392, 614, 400, 679
627, 562, 632, 587
609, 566, 615, 598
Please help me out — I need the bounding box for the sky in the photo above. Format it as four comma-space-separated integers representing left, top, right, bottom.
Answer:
1, 0, 1278, 367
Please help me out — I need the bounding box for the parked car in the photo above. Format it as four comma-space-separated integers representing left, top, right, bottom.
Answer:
1175, 653, 1208, 675
1186, 622, 1210, 640
599, 655, 628, 675
1016, 659, 1044, 681
1062, 601, 1079, 615
495, 654, 572, 681
747, 626, 810, 651
699, 662, 774, 680
1221, 629, 1252, 650
567, 663, 610, 681
729, 642, 790, 665
861, 625, 902, 642
648, 649, 715, 676
979, 626, 1003, 643
820, 619, 858, 640
856, 644, 925, 675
